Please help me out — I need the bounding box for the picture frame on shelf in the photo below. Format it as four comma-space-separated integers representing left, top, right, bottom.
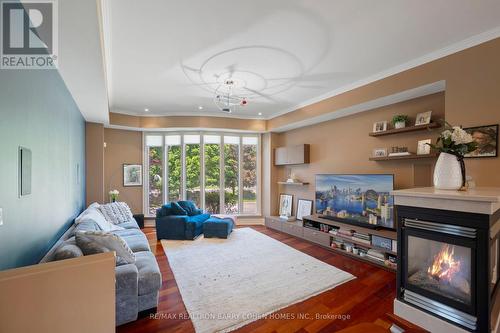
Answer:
463, 124, 498, 158
415, 110, 432, 126
373, 148, 388, 158
123, 164, 143, 186
417, 139, 432, 155
373, 121, 388, 133
296, 199, 313, 220
279, 193, 293, 217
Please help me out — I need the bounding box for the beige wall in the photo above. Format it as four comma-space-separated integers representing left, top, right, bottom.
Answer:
104, 128, 144, 214
271, 93, 445, 215
269, 37, 500, 188
86, 122, 104, 206
0, 253, 115, 333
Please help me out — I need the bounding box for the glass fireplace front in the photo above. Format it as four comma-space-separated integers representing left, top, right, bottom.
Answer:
406, 235, 473, 309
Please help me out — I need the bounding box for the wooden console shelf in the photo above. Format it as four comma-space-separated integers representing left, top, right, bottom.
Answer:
369, 122, 441, 137
277, 182, 310, 186
265, 215, 397, 272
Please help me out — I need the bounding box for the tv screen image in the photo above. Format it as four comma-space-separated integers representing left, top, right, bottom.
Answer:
315, 174, 395, 229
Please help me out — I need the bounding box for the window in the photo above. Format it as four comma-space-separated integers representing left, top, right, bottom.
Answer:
146, 135, 163, 216
144, 132, 260, 216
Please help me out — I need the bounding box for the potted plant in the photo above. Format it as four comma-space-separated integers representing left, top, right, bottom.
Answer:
428, 122, 477, 190
392, 114, 409, 129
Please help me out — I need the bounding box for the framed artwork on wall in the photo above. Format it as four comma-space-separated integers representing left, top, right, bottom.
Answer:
279, 194, 293, 217
123, 164, 143, 186
296, 199, 313, 220
464, 124, 498, 158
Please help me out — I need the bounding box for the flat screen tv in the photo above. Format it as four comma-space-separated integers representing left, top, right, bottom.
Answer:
315, 174, 395, 230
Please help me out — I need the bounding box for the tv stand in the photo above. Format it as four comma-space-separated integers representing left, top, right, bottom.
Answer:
265, 215, 397, 272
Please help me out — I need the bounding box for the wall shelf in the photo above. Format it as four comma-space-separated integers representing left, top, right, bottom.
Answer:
277, 182, 310, 186
369, 122, 441, 137
369, 153, 438, 161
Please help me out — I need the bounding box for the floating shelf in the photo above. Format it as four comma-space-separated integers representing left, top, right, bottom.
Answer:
369, 153, 438, 161
369, 122, 441, 137
277, 181, 310, 186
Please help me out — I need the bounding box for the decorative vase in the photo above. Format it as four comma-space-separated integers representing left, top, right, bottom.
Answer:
394, 121, 406, 129
433, 152, 464, 190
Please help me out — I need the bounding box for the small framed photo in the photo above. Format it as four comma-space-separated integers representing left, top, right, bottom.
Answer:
296, 199, 313, 220
415, 111, 432, 126
279, 194, 293, 217
123, 164, 143, 186
417, 139, 432, 155
373, 148, 388, 158
373, 121, 388, 133
464, 124, 498, 158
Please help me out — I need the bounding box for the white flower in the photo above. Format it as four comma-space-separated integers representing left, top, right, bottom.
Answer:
441, 130, 452, 140
109, 190, 119, 195
451, 127, 473, 145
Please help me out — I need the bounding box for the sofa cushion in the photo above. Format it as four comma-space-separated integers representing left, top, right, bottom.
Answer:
73, 220, 101, 234
188, 213, 211, 224
98, 202, 134, 225
177, 201, 199, 216
76, 231, 136, 265
120, 233, 150, 253
54, 237, 83, 261
112, 228, 144, 238
134, 251, 162, 296
76, 206, 124, 232
119, 219, 140, 229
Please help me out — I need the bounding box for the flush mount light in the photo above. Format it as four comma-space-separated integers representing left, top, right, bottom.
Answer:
258, 112, 262, 116
144, 108, 149, 112
198, 106, 203, 110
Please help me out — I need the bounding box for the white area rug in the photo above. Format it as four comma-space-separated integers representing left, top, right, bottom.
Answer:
161, 228, 355, 333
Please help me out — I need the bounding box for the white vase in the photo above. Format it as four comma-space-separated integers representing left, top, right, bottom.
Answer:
394, 121, 406, 129
433, 153, 463, 190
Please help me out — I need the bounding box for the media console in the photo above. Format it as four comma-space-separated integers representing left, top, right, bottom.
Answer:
265, 215, 397, 272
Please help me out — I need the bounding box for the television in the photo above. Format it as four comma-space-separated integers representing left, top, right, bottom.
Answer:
315, 174, 395, 230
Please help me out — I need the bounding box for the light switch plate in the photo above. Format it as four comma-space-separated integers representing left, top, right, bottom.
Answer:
0, 208, 3, 226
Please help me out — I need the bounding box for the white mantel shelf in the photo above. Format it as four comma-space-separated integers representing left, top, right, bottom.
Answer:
391, 187, 500, 215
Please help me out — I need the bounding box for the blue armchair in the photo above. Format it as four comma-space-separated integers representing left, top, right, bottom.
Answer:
155, 201, 210, 240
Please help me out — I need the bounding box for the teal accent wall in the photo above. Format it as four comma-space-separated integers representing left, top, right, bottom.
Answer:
0, 69, 85, 270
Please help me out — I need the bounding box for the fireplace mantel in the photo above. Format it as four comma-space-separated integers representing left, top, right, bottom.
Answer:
391, 187, 500, 215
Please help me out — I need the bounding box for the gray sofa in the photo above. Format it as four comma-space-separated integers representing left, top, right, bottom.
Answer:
46, 214, 162, 326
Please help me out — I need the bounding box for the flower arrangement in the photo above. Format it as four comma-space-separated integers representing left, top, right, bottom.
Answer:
109, 189, 119, 202
429, 121, 477, 190
428, 123, 477, 157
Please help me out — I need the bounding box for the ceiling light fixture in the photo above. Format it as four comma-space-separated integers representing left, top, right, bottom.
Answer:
198, 106, 203, 110
258, 112, 262, 116
144, 108, 149, 112
214, 79, 248, 113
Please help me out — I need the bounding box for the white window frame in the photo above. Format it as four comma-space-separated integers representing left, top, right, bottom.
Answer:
143, 131, 261, 217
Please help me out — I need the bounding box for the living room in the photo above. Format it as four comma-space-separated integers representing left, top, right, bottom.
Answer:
0, 1, 499, 333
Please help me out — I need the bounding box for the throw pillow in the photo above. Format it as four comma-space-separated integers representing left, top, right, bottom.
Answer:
98, 202, 133, 225
75, 230, 136, 265
177, 201, 198, 216
171, 202, 187, 216
78, 206, 124, 232
54, 237, 83, 261
75, 202, 101, 224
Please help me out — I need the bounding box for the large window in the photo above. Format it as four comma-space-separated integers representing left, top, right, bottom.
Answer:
144, 132, 260, 216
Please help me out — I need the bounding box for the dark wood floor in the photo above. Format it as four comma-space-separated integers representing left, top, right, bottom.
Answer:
117, 226, 416, 333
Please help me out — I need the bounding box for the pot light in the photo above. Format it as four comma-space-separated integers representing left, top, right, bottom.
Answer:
144, 108, 149, 112
258, 112, 262, 116
198, 106, 204, 110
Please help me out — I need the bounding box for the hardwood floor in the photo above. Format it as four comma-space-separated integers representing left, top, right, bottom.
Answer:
117, 226, 421, 333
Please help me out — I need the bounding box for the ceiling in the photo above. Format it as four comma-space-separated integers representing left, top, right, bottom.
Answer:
95, 1, 500, 120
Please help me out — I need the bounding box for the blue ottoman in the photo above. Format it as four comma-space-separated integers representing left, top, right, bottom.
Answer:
203, 217, 234, 239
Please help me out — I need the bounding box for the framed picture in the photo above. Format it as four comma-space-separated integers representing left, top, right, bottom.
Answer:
123, 164, 143, 186
279, 194, 293, 217
415, 111, 432, 126
373, 121, 388, 133
373, 148, 388, 158
417, 139, 432, 155
464, 124, 498, 158
296, 199, 313, 220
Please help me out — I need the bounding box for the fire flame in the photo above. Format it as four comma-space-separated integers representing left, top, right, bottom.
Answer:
427, 244, 461, 282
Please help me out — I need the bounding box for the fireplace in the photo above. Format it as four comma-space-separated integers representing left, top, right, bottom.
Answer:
397, 206, 492, 332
